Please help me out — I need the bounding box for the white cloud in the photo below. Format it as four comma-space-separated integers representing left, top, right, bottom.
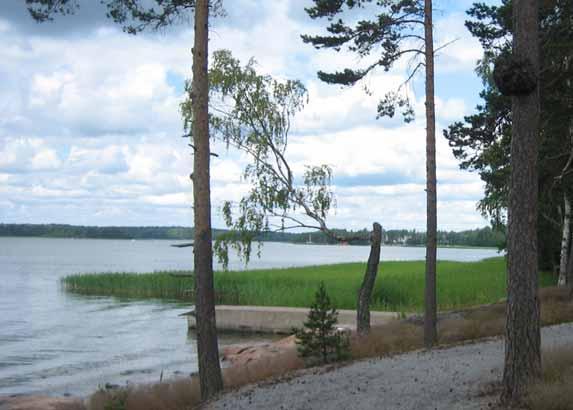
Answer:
67, 145, 128, 174
30, 148, 61, 170
0, 137, 61, 172
0, 19, 10, 33
0, 1, 489, 230
434, 12, 484, 73
435, 97, 467, 122
142, 192, 191, 207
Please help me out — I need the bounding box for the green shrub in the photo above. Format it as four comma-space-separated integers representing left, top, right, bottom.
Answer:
293, 282, 350, 365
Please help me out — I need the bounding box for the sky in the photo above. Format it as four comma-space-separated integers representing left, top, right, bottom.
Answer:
0, 0, 494, 231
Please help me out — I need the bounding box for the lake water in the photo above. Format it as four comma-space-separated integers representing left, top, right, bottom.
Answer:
0, 237, 500, 397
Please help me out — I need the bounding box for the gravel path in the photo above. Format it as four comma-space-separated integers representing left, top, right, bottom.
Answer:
206, 323, 573, 410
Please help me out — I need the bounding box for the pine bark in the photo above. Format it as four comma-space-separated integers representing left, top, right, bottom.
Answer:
501, 0, 541, 404
356, 222, 382, 335
192, 0, 223, 400
558, 193, 571, 286
423, 0, 438, 349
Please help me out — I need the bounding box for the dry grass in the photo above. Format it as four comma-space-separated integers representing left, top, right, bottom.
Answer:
87, 377, 201, 410
350, 321, 424, 359
349, 287, 573, 361
84, 348, 304, 410
85, 286, 573, 410
222, 346, 304, 389
526, 346, 573, 410
56, 402, 89, 410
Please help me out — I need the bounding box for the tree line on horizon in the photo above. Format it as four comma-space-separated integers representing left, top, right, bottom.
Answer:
0, 223, 505, 248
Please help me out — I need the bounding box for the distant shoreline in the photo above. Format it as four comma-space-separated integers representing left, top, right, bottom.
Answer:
0, 223, 505, 249
0, 235, 499, 250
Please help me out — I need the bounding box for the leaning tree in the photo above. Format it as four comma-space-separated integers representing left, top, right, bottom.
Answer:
182, 49, 383, 334
301, 0, 439, 347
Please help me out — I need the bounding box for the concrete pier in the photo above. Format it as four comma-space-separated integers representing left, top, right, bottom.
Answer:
186, 305, 401, 334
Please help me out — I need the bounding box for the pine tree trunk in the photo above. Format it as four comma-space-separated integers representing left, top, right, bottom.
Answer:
501, 0, 541, 405
423, 0, 438, 349
356, 222, 382, 335
558, 193, 571, 286
192, 0, 223, 400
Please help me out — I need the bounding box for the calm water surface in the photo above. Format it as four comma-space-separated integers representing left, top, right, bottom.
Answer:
0, 237, 500, 397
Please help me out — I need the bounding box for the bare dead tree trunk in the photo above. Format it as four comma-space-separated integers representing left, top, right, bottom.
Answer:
356, 222, 382, 335
558, 193, 571, 286
424, 0, 438, 349
501, 0, 541, 405
192, 0, 223, 400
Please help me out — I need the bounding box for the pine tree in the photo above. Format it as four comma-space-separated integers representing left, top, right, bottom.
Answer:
302, 0, 439, 347
22, 0, 225, 399
294, 282, 350, 365
501, 0, 542, 404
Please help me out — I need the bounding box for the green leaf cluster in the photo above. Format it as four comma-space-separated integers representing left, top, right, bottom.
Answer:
25, 0, 224, 33
301, 0, 426, 122
182, 50, 336, 269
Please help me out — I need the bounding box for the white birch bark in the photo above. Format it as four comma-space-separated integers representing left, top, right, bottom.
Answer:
558, 193, 571, 286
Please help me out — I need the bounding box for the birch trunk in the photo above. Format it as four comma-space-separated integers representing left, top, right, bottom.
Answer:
558, 193, 571, 286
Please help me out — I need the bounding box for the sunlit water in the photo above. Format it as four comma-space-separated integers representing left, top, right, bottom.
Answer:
0, 237, 500, 397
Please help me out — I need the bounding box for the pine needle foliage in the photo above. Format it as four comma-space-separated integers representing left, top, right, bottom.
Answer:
293, 282, 350, 365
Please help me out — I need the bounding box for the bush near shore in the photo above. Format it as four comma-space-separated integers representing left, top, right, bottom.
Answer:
62, 257, 555, 312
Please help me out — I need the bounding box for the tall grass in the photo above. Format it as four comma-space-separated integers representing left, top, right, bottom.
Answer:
527, 345, 573, 410
62, 271, 193, 300
62, 257, 556, 312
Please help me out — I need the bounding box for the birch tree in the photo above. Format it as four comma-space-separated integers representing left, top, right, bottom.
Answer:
183, 50, 382, 334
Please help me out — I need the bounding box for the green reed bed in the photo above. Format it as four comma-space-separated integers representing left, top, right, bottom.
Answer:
62, 257, 556, 312
62, 271, 193, 300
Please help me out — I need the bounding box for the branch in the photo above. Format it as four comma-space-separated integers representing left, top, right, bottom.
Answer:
268, 224, 323, 232
434, 37, 460, 55
188, 144, 219, 157
555, 144, 573, 182
240, 91, 293, 187
541, 212, 562, 230
213, 134, 289, 189
399, 61, 424, 90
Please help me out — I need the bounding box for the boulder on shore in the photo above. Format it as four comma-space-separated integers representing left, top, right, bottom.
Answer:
221, 335, 297, 367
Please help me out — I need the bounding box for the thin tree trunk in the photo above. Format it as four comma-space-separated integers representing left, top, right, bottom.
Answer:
356, 222, 382, 335
192, 0, 223, 400
568, 234, 573, 297
424, 0, 438, 349
558, 193, 571, 286
501, 0, 541, 404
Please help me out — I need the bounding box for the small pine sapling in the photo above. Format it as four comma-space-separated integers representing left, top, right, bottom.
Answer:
293, 282, 350, 365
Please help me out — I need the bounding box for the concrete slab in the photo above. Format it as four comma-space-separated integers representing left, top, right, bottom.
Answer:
186, 305, 400, 334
